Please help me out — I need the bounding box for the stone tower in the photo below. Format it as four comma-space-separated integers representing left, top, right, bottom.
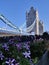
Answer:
26, 7, 44, 35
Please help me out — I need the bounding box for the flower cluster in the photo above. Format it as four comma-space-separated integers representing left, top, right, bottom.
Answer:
0, 37, 34, 65
5, 58, 19, 65
0, 51, 4, 60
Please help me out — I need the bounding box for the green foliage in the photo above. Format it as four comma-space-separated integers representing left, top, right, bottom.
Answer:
20, 58, 30, 65
33, 57, 38, 64
30, 41, 46, 63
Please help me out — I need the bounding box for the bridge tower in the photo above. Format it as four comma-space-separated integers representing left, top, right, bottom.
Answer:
26, 7, 44, 35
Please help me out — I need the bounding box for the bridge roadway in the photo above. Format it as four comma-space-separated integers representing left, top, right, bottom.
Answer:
0, 29, 31, 37
0, 32, 19, 37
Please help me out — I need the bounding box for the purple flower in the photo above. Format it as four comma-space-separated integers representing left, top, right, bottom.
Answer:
2, 43, 9, 51
0, 52, 4, 60
9, 39, 14, 44
23, 43, 30, 50
5, 58, 19, 65
6, 58, 15, 65
26, 41, 30, 45
16, 43, 22, 50
23, 51, 31, 58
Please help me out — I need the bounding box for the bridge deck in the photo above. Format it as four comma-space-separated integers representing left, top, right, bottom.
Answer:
0, 33, 20, 37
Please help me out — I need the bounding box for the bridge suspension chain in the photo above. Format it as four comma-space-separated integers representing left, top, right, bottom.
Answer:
20, 19, 36, 33
0, 14, 21, 32
26, 19, 36, 32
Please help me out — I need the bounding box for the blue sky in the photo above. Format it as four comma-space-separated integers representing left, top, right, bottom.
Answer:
0, 0, 49, 31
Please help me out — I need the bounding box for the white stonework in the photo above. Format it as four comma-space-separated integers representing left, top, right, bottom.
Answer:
26, 7, 44, 35
35, 10, 39, 35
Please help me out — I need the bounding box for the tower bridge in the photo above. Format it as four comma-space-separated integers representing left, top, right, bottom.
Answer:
0, 7, 44, 36
26, 7, 43, 35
